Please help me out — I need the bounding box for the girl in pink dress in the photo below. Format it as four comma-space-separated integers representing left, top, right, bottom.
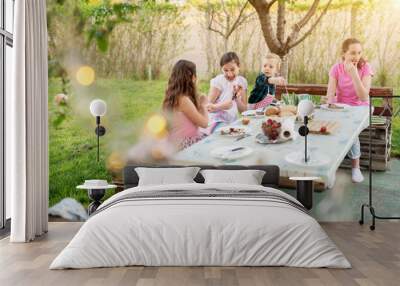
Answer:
163, 60, 208, 150
326, 38, 374, 183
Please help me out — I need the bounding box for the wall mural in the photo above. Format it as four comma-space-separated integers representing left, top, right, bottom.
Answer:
46, 0, 400, 221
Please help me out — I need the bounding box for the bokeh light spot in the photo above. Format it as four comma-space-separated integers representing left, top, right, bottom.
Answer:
88, 0, 102, 5
107, 152, 126, 173
76, 66, 95, 86
146, 114, 167, 137
151, 147, 166, 161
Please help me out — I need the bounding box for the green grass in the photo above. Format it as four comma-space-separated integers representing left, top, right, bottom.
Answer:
49, 79, 112, 207
48, 78, 210, 207
49, 79, 400, 207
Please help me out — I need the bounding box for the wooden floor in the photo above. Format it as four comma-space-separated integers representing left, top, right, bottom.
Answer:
0, 222, 399, 286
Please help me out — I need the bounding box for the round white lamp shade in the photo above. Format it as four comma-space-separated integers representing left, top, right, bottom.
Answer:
297, 99, 314, 117
90, 99, 107, 117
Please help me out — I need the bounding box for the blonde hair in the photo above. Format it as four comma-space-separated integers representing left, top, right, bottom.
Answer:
263, 53, 281, 71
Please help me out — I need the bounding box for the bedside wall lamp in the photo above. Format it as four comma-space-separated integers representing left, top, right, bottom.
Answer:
90, 99, 107, 162
297, 99, 315, 163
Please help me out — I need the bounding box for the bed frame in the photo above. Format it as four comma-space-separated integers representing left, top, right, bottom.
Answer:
123, 165, 280, 189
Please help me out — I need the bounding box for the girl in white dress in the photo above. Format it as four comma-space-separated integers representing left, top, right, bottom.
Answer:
207, 52, 248, 125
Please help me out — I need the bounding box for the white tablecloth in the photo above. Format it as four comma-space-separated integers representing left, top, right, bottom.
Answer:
171, 106, 370, 188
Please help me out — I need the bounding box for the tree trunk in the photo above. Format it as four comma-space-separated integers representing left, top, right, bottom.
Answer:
224, 37, 229, 52
280, 54, 289, 80
249, 0, 281, 52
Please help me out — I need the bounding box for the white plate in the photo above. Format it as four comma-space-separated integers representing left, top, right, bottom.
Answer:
255, 133, 291, 144
217, 126, 251, 137
211, 146, 253, 160
241, 110, 256, 117
241, 110, 264, 117
320, 103, 349, 112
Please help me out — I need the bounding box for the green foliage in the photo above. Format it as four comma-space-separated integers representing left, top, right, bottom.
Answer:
83, 2, 138, 52
190, 0, 249, 10
287, 0, 375, 11
281, 93, 318, 106
48, 0, 184, 75
80, 1, 182, 53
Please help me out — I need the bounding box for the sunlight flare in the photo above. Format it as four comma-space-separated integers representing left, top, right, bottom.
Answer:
76, 66, 95, 86
146, 114, 167, 138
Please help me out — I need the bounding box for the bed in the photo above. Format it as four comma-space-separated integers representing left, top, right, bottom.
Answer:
50, 165, 350, 269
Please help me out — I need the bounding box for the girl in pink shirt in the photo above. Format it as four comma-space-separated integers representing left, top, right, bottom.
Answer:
163, 60, 208, 150
326, 38, 374, 183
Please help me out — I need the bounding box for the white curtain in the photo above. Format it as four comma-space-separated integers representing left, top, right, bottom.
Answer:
7, 0, 49, 242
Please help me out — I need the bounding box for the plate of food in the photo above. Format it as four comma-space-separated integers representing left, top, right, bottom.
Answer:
241, 110, 257, 117
211, 146, 253, 160
255, 133, 290, 144
308, 120, 340, 135
217, 126, 251, 137
241, 109, 265, 118
264, 105, 297, 118
320, 103, 349, 112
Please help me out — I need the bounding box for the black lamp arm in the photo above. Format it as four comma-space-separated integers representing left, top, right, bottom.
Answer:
298, 116, 310, 163
94, 116, 106, 162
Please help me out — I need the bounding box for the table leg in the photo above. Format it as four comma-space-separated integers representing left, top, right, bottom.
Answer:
296, 180, 313, 210
87, 189, 106, 215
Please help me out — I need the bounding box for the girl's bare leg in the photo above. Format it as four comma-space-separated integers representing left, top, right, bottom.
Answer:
352, 158, 360, 168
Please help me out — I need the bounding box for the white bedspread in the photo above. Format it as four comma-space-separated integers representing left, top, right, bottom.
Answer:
50, 183, 351, 269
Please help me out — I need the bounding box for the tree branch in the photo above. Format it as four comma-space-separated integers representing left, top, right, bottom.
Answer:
288, 0, 333, 50
236, 11, 256, 28
285, 0, 319, 48
285, 0, 320, 48
210, 10, 227, 31
294, 0, 320, 30
226, 1, 250, 38
220, 0, 232, 37
266, 0, 279, 9
207, 8, 226, 38
220, 0, 229, 19
277, 0, 286, 44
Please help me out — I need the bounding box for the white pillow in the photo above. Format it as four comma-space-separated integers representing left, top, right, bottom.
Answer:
135, 167, 200, 186
200, 169, 266, 185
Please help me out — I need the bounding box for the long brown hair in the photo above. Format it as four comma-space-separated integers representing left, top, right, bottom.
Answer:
163, 60, 199, 111
341, 38, 366, 69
